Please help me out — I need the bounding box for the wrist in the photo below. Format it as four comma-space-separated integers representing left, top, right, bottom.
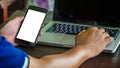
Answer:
62, 45, 92, 67
75, 45, 93, 59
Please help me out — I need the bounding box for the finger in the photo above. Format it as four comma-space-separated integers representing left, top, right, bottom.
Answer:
102, 32, 110, 39
105, 37, 113, 45
95, 28, 105, 36
16, 16, 24, 22
98, 28, 105, 33
78, 30, 86, 35
11, 16, 24, 25
88, 27, 98, 30
39, 32, 43, 36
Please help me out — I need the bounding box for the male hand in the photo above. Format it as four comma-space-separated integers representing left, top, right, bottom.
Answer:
75, 27, 113, 58
0, 16, 43, 46
0, 17, 24, 46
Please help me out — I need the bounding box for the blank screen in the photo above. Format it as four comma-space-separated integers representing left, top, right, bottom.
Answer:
16, 9, 46, 43
53, 0, 120, 27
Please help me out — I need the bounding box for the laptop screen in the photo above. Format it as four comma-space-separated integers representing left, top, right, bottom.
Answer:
53, 0, 120, 28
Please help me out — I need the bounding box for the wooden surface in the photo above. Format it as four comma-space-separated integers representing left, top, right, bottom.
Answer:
19, 44, 120, 68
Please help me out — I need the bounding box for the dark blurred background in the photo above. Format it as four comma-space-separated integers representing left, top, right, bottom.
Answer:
0, 0, 25, 24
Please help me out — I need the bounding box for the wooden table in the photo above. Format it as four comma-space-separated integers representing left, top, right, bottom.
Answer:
19, 44, 120, 68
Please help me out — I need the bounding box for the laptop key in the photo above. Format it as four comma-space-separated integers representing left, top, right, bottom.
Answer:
73, 25, 78, 35
54, 23, 60, 33
68, 25, 73, 34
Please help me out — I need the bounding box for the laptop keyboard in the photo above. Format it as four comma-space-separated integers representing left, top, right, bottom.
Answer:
47, 23, 119, 38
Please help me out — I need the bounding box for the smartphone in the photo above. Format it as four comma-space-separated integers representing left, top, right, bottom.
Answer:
15, 6, 47, 46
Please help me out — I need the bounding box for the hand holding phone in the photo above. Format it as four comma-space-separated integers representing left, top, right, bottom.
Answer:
15, 6, 47, 46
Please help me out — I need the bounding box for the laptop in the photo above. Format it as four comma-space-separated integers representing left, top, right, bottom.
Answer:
37, 0, 120, 53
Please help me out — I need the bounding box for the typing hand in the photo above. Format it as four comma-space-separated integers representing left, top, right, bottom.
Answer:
75, 27, 113, 58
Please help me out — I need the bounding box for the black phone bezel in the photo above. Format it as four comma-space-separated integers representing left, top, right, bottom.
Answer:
15, 6, 48, 46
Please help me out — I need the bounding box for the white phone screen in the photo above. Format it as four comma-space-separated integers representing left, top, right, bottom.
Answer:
16, 9, 46, 43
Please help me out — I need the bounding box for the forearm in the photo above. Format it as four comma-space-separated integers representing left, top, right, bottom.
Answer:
29, 45, 90, 68
62, 45, 90, 68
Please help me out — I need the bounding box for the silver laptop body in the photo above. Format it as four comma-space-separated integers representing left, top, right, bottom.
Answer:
37, 0, 120, 53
